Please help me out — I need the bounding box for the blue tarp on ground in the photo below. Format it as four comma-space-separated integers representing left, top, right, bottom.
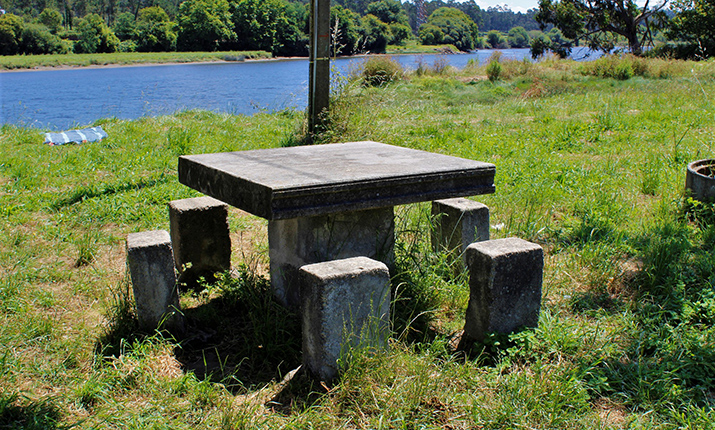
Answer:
44, 126, 108, 145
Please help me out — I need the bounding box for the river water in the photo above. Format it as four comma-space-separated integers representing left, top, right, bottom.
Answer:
0, 48, 596, 130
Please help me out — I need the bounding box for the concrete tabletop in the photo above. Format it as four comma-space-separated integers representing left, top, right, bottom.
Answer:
178, 141, 495, 220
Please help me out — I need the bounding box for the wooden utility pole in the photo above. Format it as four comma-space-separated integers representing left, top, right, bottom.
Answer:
308, 0, 330, 136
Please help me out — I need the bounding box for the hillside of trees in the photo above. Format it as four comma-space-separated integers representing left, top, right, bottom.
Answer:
0, 0, 712, 59
0, 0, 543, 56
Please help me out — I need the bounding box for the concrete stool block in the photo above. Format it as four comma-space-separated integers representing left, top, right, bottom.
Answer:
168, 196, 231, 286
270, 206, 394, 308
126, 230, 184, 334
299, 257, 391, 381
462, 237, 542, 344
431, 198, 489, 267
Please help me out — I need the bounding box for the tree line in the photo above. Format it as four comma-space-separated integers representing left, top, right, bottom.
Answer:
0, 0, 534, 56
1, 0, 713, 59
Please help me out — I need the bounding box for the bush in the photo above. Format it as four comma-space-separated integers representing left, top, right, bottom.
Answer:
117, 39, 137, 52
20, 23, 68, 54
486, 59, 503, 82
0, 13, 24, 55
580, 54, 643, 80
361, 56, 403, 87
74, 14, 119, 53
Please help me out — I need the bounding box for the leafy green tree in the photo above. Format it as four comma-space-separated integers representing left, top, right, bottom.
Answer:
418, 22, 444, 46
112, 11, 136, 40
418, 7, 479, 51
667, 0, 715, 58
20, 22, 68, 53
486, 29, 508, 48
330, 5, 363, 55
0, 13, 24, 55
507, 25, 530, 48
74, 13, 119, 53
38, 8, 63, 33
366, 0, 409, 26
361, 13, 391, 53
535, 0, 666, 56
529, 27, 572, 58
272, 0, 307, 56
136, 6, 177, 51
229, 0, 302, 54
389, 22, 411, 45
177, 0, 233, 51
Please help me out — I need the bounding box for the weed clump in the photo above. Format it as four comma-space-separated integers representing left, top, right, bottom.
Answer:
580, 54, 656, 80
361, 56, 404, 87
486, 59, 503, 82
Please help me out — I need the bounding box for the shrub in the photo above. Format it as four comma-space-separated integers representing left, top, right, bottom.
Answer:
486, 60, 502, 82
20, 23, 68, 54
361, 56, 403, 87
580, 54, 648, 80
117, 39, 137, 52
74, 14, 119, 53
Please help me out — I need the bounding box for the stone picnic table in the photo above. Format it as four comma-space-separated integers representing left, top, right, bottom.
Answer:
178, 141, 495, 307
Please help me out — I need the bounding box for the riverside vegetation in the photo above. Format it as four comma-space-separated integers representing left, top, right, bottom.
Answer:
1, 54, 715, 428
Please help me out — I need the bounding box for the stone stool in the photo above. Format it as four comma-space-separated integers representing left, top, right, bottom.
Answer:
126, 230, 184, 334
431, 198, 489, 268
168, 196, 231, 288
299, 257, 391, 381
460, 237, 542, 346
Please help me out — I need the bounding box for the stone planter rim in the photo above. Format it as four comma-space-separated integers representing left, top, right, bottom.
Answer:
686, 158, 715, 202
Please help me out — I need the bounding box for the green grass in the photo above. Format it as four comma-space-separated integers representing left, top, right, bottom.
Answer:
0, 51, 272, 70
2, 55, 715, 428
386, 40, 461, 55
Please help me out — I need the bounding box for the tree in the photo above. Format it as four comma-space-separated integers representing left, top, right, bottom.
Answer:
486, 29, 508, 48
535, 0, 666, 56
112, 11, 136, 40
0, 13, 24, 55
361, 13, 391, 53
529, 27, 572, 58
667, 0, 715, 58
38, 8, 63, 33
419, 7, 479, 51
418, 23, 444, 46
21, 22, 68, 53
74, 13, 119, 52
135, 6, 177, 51
229, 0, 298, 54
507, 25, 530, 48
389, 23, 411, 45
365, 0, 410, 45
330, 5, 363, 55
177, 0, 232, 51
365, 0, 409, 26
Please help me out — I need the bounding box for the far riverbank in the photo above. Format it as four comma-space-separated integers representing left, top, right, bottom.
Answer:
0, 44, 466, 71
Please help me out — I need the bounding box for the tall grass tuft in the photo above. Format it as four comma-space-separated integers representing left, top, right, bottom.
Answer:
361, 56, 404, 87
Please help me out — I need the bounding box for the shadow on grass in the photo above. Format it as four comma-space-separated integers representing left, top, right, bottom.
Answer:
175, 270, 302, 391
0, 393, 63, 430
94, 269, 302, 392
51, 175, 169, 210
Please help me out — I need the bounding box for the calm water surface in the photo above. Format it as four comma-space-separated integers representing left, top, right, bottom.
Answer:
0, 48, 595, 130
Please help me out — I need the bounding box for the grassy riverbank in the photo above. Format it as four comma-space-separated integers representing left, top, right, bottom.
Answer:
0, 44, 464, 71
0, 50, 272, 71
2, 56, 715, 428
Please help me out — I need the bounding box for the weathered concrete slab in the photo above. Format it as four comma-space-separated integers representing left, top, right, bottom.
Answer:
461, 237, 542, 345
126, 230, 184, 334
300, 257, 391, 381
178, 141, 495, 220
431, 198, 489, 268
168, 196, 231, 287
269, 207, 394, 308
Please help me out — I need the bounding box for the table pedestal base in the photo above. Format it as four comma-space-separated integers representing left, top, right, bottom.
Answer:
268, 207, 395, 308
